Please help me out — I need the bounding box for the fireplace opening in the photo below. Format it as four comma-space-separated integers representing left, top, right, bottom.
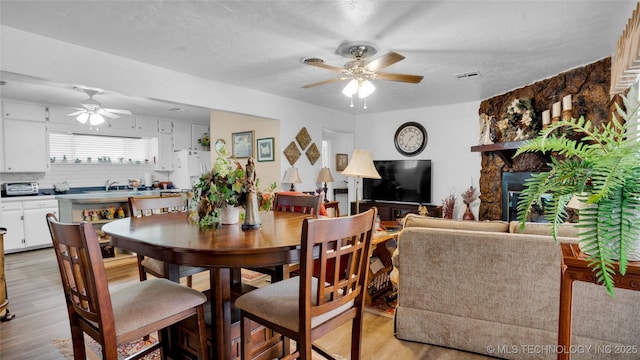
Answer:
501, 172, 548, 223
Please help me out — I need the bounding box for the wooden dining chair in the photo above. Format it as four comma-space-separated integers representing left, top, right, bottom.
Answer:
272, 192, 322, 215
46, 213, 208, 360
248, 192, 322, 281
128, 196, 207, 288
235, 207, 377, 360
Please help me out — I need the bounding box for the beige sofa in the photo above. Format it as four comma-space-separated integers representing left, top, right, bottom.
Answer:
394, 214, 640, 360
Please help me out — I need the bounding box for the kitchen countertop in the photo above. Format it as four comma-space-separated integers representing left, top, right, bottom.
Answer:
1, 186, 185, 202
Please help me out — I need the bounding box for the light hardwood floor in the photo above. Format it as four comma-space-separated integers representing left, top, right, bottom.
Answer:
0, 248, 493, 359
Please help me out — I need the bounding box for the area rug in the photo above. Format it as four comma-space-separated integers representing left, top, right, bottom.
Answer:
53, 333, 159, 360
364, 290, 397, 318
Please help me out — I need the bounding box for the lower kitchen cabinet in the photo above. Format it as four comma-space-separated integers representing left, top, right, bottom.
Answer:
1, 198, 58, 253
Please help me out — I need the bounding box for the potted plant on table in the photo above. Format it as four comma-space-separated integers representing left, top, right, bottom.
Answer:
515, 85, 640, 296
190, 144, 276, 228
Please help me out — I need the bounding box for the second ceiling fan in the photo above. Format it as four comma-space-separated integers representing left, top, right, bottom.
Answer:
68, 87, 132, 125
302, 42, 423, 108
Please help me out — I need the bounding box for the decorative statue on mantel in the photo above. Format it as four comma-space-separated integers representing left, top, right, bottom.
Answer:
242, 157, 261, 230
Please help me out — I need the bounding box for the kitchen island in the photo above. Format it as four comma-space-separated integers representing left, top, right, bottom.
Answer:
56, 190, 186, 265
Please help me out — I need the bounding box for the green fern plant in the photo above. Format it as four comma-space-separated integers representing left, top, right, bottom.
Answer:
515, 85, 640, 297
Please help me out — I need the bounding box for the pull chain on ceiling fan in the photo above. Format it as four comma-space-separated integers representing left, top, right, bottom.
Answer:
68, 88, 132, 125
302, 42, 423, 109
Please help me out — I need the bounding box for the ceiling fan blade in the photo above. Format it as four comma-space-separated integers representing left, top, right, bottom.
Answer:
104, 108, 132, 115
68, 110, 86, 116
98, 109, 120, 119
375, 72, 423, 83
305, 61, 344, 73
364, 51, 405, 72
302, 78, 344, 88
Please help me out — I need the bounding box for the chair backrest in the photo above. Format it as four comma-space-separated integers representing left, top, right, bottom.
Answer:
298, 207, 377, 330
273, 193, 321, 215
128, 195, 186, 217
46, 213, 115, 338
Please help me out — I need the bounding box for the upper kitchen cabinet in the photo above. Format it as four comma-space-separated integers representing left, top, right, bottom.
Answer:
108, 114, 136, 130
173, 121, 192, 150
135, 116, 158, 133
158, 119, 172, 134
48, 106, 81, 126
1, 101, 49, 172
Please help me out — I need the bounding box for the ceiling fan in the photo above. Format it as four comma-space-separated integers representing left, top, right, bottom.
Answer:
68, 87, 132, 125
302, 42, 423, 108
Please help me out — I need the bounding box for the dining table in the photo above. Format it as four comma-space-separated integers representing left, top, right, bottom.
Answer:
102, 210, 315, 360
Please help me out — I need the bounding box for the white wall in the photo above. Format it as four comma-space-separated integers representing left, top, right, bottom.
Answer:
355, 102, 482, 218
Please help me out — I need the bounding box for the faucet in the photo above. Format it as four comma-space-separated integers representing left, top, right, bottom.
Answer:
105, 179, 118, 191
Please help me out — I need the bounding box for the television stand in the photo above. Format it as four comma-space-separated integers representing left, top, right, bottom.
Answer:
351, 201, 439, 220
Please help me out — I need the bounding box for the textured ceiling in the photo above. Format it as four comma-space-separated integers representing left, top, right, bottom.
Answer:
0, 1, 636, 122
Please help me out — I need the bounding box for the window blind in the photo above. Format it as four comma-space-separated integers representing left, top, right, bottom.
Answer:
49, 132, 153, 162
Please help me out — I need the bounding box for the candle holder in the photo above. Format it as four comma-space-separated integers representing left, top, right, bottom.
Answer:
552, 116, 561, 124
562, 110, 572, 122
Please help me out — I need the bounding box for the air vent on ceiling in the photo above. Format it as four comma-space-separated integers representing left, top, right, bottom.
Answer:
454, 71, 481, 80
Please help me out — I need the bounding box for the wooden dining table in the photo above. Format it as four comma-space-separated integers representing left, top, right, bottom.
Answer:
102, 211, 315, 360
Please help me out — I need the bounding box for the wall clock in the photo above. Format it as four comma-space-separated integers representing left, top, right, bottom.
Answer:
394, 122, 427, 156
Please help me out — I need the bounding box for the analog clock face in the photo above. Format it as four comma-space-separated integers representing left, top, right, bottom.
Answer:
394, 122, 427, 156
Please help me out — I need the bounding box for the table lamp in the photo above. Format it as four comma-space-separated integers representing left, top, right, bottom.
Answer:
316, 167, 334, 203
341, 149, 380, 214
282, 167, 302, 191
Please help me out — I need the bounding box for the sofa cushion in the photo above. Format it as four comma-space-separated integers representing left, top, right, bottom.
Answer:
403, 213, 509, 233
509, 221, 579, 238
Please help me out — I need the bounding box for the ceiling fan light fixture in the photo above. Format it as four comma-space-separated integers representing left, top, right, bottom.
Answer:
341, 79, 359, 97
357, 80, 375, 98
89, 113, 105, 125
76, 112, 89, 124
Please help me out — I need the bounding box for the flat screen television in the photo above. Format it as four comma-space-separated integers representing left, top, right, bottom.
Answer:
362, 160, 432, 204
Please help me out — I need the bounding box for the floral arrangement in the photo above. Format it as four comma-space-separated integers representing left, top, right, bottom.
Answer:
197, 133, 210, 147
189, 144, 276, 228
497, 98, 538, 141
461, 185, 478, 205
441, 192, 456, 219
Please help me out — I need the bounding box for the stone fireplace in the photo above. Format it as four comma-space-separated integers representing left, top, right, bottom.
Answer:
476, 58, 614, 221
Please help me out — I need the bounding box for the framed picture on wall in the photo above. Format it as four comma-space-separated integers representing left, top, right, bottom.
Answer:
336, 153, 348, 172
232, 131, 254, 158
257, 137, 274, 162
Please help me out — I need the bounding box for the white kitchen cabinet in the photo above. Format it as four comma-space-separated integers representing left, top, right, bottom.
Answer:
1, 199, 57, 253
2, 102, 46, 122
108, 114, 136, 130
191, 124, 210, 151
0, 202, 25, 252
22, 199, 58, 249
136, 116, 158, 132
48, 106, 81, 126
2, 119, 49, 172
154, 132, 174, 171
158, 119, 172, 134
173, 121, 192, 150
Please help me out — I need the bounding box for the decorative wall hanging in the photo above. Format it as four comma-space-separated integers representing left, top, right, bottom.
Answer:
305, 143, 320, 165
257, 137, 274, 162
336, 153, 348, 172
295, 127, 312, 150
283, 141, 301, 165
232, 130, 254, 158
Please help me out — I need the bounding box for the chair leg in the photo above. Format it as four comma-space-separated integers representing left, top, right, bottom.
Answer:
240, 312, 252, 360
137, 254, 147, 281
69, 324, 87, 360
187, 275, 193, 288
195, 305, 208, 360
350, 309, 365, 360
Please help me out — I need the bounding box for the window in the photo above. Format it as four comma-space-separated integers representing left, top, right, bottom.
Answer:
49, 132, 154, 163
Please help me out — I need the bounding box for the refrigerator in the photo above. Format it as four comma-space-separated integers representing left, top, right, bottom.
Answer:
170, 150, 211, 190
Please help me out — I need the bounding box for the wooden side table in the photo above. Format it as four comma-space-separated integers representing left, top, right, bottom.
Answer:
324, 200, 339, 217
365, 221, 401, 305
558, 242, 640, 360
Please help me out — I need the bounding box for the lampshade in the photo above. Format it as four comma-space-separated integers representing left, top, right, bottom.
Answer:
316, 167, 334, 183
341, 79, 359, 97
357, 80, 375, 98
341, 149, 381, 179
76, 111, 105, 125
283, 167, 302, 184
